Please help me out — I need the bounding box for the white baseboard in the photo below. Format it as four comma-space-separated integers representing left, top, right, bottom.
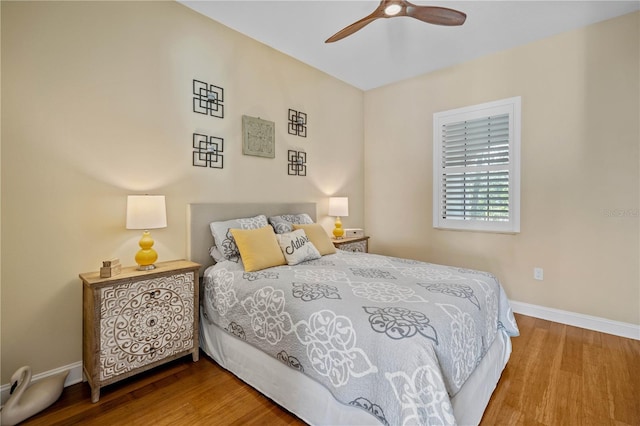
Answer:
0, 361, 83, 406
510, 300, 640, 340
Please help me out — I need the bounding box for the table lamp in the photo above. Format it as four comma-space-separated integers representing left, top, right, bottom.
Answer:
126, 195, 167, 270
328, 197, 349, 239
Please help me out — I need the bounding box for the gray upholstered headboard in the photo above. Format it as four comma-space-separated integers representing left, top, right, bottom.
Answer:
186, 202, 317, 274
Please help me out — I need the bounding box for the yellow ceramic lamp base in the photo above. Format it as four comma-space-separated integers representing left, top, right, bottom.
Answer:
332, 217, 345, 239
135, 230, 158, 270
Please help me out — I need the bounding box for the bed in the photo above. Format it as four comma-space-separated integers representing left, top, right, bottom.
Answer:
187, 203, 519, 426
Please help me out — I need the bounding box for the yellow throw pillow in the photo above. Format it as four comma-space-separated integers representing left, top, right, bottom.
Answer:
292, 223, 337, 255
230, 226, 286, 272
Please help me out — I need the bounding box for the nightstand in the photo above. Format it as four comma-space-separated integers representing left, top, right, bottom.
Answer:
80, 259, 201, 403
333, 236, 370, 253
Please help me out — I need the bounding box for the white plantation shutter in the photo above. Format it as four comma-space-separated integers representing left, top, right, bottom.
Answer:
433, 97, 521, 233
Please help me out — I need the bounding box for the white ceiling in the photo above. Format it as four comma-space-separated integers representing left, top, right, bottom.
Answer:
179, 0, 639, 90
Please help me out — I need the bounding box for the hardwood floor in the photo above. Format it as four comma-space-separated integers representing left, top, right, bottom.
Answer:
20, 314, 640, 425
481, 314, 640, 426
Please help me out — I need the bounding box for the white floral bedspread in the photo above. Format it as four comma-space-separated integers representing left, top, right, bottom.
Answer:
202, 250, 519, 425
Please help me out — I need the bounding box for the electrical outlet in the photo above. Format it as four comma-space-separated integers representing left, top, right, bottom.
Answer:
534, 267, 544, 281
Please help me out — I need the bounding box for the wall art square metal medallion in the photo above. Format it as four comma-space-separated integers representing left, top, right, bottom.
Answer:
193, 133, 224, 169
288, 150, 307, 176
193, 79, 224, 118
242, 115, 275, 158
288, 109, 307, 137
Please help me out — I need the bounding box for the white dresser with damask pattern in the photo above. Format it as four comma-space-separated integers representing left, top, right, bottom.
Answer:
80, 260, 200, 402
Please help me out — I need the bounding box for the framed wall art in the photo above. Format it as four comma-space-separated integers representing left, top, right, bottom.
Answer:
242, 115, 275, 158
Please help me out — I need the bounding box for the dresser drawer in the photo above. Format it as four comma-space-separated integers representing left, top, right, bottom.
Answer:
99, 273, 195, 381
337, 240, 367, 252
333, 236, 369, 253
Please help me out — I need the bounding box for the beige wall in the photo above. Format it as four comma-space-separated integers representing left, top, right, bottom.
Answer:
0, 1, 364, 383
365, 12, 639, 325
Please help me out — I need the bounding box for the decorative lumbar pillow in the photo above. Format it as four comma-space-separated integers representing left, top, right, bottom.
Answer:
275, 229, 321, 265
292, 223, 337, 255
268, 213, 314, 234
230, 225, 286, 272
210, 215, 268, 262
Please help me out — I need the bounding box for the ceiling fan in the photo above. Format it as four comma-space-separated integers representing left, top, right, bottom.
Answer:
325, 0, 467, 43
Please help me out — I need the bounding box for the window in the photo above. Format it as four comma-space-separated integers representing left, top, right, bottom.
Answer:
433, 97, 521, 233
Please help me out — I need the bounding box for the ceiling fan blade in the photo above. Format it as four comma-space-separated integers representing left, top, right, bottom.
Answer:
406, 5, 467, 26
325, 13, 381, 43
325, 1, 466, 43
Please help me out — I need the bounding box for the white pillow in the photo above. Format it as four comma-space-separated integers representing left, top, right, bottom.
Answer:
209, 215, 268, 262
209, 246, 226, 263
268, 213, 314, 234
275, 229, 321, 266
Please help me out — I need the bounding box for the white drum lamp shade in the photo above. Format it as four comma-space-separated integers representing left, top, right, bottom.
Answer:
328, 197, 348, 239
126, 195, 167, 270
